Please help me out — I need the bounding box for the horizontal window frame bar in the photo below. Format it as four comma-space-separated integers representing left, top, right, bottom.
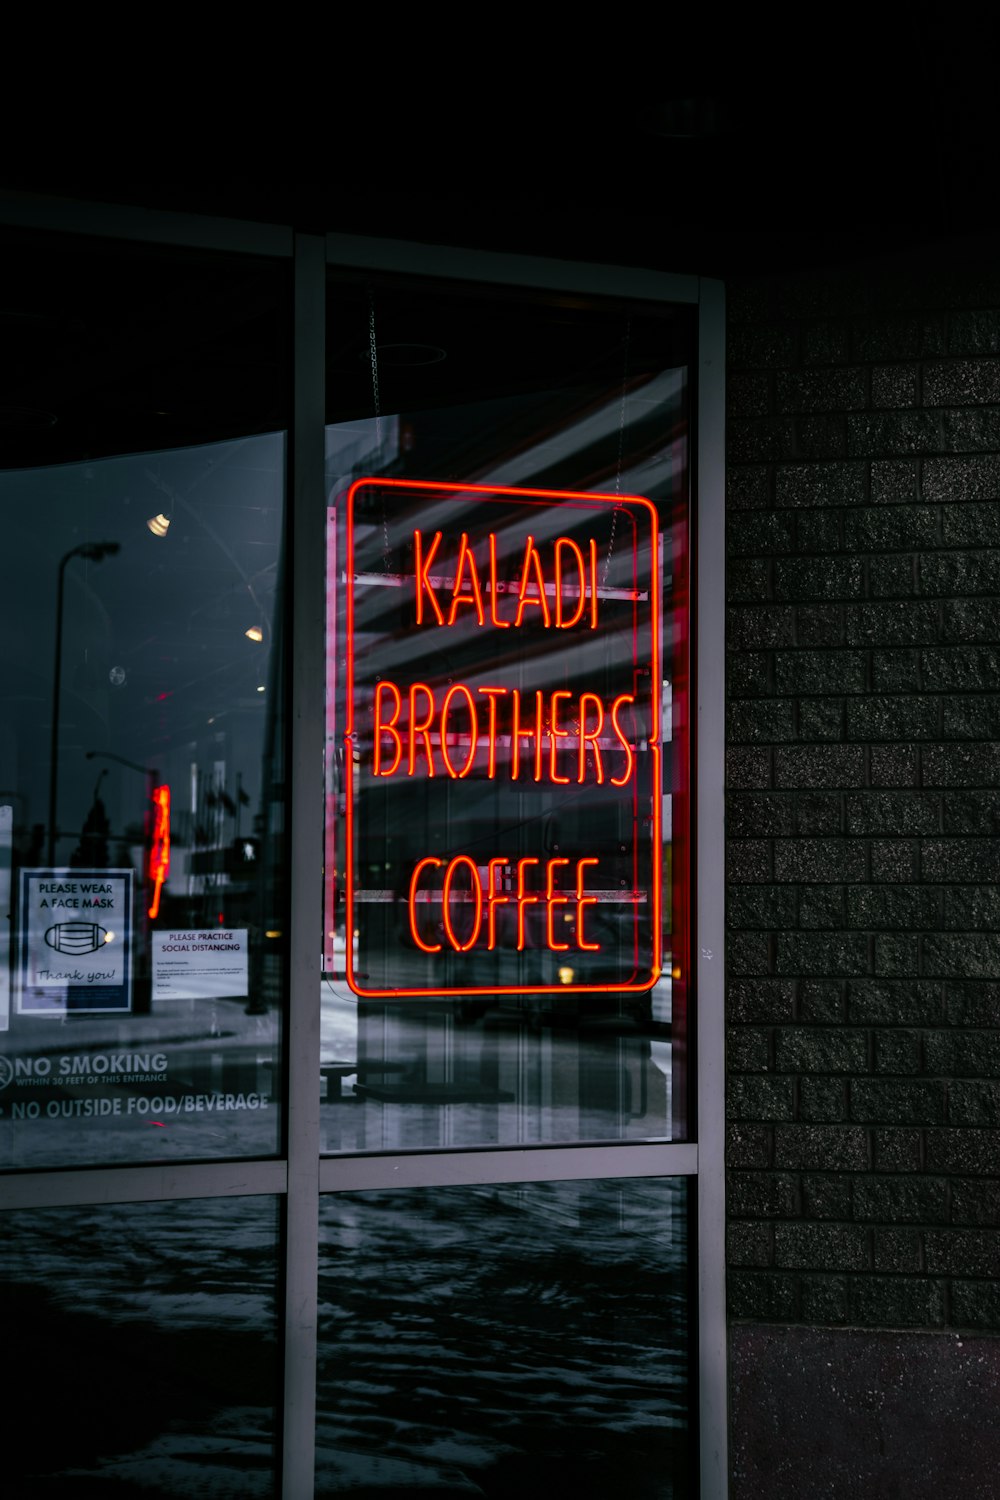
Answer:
0, 191, 293, 257
0, 1158, 288, 1211
326, 231, 701, 304
0, 1142, 697, 1208
319, 1141, 697, 1193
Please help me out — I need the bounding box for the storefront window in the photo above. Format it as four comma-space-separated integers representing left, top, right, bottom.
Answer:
322, 280, 690, 1152
0, 207, 722, 1500
0, 230, 289, 1168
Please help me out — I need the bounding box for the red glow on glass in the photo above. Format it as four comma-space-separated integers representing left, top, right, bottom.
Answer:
147, 784, 170, 920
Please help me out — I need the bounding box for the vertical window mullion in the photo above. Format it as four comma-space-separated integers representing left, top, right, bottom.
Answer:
695, 276, 728, 1500
282, 232, 326, 1500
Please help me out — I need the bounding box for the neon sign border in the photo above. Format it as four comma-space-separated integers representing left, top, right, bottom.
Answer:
342, 476, 663, 999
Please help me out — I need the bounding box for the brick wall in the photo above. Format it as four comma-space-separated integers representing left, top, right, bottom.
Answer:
725, 254, 1000, 1335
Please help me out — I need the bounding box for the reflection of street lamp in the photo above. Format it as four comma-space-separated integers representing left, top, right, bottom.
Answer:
85, 749, 158, 791
85, 751, 166, 919
85, 750, 159, 855
47, 542, 120, 865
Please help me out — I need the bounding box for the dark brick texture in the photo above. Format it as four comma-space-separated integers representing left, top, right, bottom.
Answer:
730, 1326, 1000, 1500
727, 261, 1000, 1333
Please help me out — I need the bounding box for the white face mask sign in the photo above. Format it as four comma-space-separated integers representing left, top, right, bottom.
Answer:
17, 869, 133, 1015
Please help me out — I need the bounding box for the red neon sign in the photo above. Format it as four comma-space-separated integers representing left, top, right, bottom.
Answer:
339, 478, 662, 999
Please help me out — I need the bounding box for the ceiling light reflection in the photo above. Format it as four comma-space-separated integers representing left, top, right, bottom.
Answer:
147, 513, 171, 537
245, 625, 263, 642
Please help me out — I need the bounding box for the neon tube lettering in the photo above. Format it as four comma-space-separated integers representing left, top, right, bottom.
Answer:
486, 857, 509, 950
589, 537, 598, 630
516, 857, 539, 950
488, 533, 510, 627
414, 530, 445, 625
477, 686, 507, 779
408, 683, 437, 777
441, 856, 483, 952
578, 693, 606, 784
514, 536, 552, 627
511, 689, 544, 781
545, 857, 570, 951
554, 537, 586, 629
549, 690, 572, 785
609, 694, 635, 788
575, 857, 600, 951
373, 681, 403, 776
440, 684, 478, 778
446, 532, 486, 626
408, 857, 442, 953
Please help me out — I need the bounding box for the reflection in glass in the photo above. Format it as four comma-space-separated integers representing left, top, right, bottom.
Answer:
323, 285, 690, 1152
0, 1195, 280, 1496
316, 1177, 690, 1498
0, 437, 286, 1170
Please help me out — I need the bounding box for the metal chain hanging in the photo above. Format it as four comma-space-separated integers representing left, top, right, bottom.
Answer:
368, 292, 382, 450
604, 315, 632, 585
368, 290, 391, 569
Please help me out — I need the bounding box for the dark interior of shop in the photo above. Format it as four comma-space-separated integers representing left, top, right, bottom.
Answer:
6, 58, 1000, 286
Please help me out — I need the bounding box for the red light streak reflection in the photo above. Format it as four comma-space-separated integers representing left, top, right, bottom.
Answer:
148, 784, 170, 920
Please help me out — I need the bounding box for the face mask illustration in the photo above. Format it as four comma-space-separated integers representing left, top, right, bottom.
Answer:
44, 922, 110, 956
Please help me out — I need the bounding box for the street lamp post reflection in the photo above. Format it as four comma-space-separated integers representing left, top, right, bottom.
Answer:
85, 750, 162, 914
48, 542, 120, 865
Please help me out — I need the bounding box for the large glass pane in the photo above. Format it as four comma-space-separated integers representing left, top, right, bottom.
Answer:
0, 231, 288, 1168
0, 1194, 281, 1496
323, 279, 690, 1151
316, 1177, 691, 1498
